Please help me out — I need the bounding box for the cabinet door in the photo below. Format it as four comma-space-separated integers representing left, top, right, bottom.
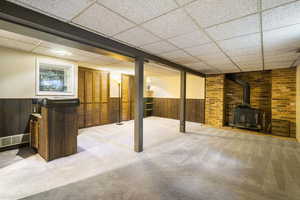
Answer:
78, 69, 85, 104
85, 71, 93, 103
92, 103, 101, 125
78, 104, 85, 128
121, 75, 131, 121
93, 71, 101, 103
100, 103, 109, 124
100, 71, 109, 103
130, 76, 135, 120
85, 103, 93, 127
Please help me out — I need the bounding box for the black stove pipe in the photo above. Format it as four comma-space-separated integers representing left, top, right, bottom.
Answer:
227, 74, 250, 105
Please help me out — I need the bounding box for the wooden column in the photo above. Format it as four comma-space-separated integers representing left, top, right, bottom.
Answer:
180, 71, 186, 133
134, 57, 144, 152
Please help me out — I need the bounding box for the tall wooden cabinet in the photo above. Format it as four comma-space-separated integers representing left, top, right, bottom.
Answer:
121, 74, 135, 121
78, 67, 110, 128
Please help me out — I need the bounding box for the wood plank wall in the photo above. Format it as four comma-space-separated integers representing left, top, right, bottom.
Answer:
152, 98, 205, 123
0, 99, 33, 137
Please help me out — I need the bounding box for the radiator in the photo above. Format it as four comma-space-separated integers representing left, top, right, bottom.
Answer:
0, 134, 29, 148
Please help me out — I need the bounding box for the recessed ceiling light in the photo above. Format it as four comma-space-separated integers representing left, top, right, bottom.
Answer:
50, 49, 72, 56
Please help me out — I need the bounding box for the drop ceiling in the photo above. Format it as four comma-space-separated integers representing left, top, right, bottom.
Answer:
6, 0, 300, 74
0, 28, 180, 76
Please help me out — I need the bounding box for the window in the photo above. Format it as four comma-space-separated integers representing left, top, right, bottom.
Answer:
36, 59, 75, 96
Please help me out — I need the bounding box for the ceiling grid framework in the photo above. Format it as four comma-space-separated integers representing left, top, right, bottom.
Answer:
5, 0, 300, 74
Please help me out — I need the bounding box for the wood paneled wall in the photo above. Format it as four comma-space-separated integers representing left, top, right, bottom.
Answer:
152, 98, 205, 123
78, 67, 110, 128
0, 99, 33, 137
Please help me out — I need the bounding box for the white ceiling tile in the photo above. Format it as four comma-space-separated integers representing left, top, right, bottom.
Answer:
264, 52, 298, 61
185, 0, 258, 27
167, 31, 211, 48
0, 36, 37, 52
0, 29, 41, 45
186, 62, 219, 74
262, 0, 295, 10
241, 67, 262, 72
186, 62, 209, 69
218, 33, 261, 51
98, 0, 178, 24
34, 40, 120, 64
10, 0, 95, 21
73, 3, 134, 36
264, 61, 293, 69
236, 61, 263, 69
263, 24, 300, 53
175, 0, 195, 6
142, 8, 198, 39
113, 27, 160, 47
160, 50, 190, 59
172, 56, 199, 64
184, 43, 220, 56
218, 68, 241, 73
262, 1, 300, 31
231, 54, 262, 62
140, 41, 178, 54
206, 14, 260, 41
204, 57, 234, 66
32, 46, 86, 61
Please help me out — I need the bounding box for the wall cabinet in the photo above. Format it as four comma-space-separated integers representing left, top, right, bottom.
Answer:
121, 74, 134, 121
78, 67, 110, 128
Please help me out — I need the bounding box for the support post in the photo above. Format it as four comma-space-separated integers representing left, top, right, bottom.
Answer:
134, 57, 144, 152
180, 71, 186, 133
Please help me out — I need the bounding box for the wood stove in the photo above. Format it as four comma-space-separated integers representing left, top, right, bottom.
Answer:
227, 74, 263, 131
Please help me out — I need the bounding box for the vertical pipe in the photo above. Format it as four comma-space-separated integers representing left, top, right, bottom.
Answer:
180, 71, 186, 133
134, 57, 144, 152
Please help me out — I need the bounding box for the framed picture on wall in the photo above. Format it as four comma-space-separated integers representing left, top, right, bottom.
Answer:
36, 58, 75, 96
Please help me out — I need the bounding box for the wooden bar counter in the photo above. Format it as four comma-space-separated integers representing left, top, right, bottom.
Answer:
38, 98, 80, 161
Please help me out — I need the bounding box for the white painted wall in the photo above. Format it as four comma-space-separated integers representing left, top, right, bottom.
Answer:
297, 66, 300, 142
144, 73, 205, 99
0, 47, 78, 98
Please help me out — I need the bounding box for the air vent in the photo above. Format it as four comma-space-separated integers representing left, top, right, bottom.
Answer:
0, 134, 29, 148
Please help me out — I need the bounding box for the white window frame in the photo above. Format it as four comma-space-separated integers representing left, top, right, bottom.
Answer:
36, 58, 75, 96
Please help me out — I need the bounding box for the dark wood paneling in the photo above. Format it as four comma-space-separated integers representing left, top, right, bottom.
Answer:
152, 98, 205, 123
0, 99, 33, 137
78, 69, 85, 104
85, 103, 93, 127
100, 71, 109, 103
40, 106, 78, 161
92, 103, 101, 125
109, 97, 119, 123
78, 104, 85, 128
100, 103, 109, 124
93, 71, 101, 103
85, 70, 93, 103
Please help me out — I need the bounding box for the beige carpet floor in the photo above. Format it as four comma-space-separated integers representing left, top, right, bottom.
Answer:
0, 117, 299, 200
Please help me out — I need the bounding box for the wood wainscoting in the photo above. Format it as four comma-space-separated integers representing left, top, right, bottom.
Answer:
0, 98, 33, 137
152, 98, 205, 123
